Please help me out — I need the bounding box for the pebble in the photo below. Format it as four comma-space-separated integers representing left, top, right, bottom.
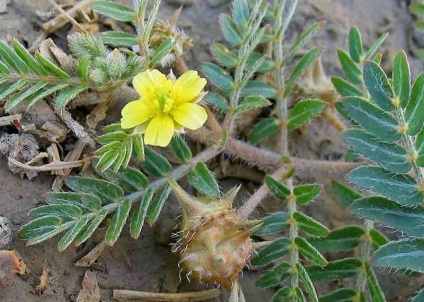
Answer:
0, 217, 12, 249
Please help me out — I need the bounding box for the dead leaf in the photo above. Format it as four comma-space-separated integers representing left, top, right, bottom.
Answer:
76, 271, 100, 302
35, 266, 49, 295
74, 241, 106, 268
0, 250, 27, 277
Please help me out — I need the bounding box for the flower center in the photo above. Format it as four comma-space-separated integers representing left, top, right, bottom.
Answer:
155, 89, 174, 113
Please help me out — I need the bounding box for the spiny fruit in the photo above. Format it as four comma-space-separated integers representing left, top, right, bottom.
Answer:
169, 180, 261, 289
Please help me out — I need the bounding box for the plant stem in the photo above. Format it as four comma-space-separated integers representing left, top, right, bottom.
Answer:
395, 106, 424, 185
273, 0, 299, 289
354, 219, 373, 300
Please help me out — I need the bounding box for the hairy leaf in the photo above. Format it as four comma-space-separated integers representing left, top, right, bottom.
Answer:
393, 50, 411, 108
337, 49, 362, 85
130, 188, 153, 239
256, 262, 291, 288
293, 184, 321, 204
92, 0, 134, 21
371, 238, 424, 273
295, 237, 327, 266
65, 177, 124, 204
349, 166, 423, 206
141, 148, 172, 176
363, 60, 394, 111
146, 185, 171, 226
248, 117, 280, 144
287, 99, 326, 130
307, 258, 362, 282
405, 72, 424, 135
189, 162, 219, 198
254, 212, 288, 235
265, 175, 290, 200
343, 129, 411, 174
349, 26, 363, 63
350, 196, 424, 236
309, 225, 364, 252
58, 217, 89, 252
105, 198, 132, 246
293, 212, 329, 237
251, 237, 290, 266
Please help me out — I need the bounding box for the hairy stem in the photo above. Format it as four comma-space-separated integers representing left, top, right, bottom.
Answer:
354, 219, 374, 300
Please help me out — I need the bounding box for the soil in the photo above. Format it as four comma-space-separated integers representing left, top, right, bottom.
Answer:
0, 0, 422, 301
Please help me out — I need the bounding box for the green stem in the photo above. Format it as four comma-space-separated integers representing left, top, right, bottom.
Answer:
395, 107, 424, 186
354, 219, 373, 300
273, 0, 299, 289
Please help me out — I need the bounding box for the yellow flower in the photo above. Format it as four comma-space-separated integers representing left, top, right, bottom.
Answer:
121, 69, 208, 147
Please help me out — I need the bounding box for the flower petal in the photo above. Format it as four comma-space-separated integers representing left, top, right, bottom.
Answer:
144, 114, 174, 147
172, 70, 207, 104
171, 103, 207, 130
121, 100, 156, 129
132, 69, 171, 98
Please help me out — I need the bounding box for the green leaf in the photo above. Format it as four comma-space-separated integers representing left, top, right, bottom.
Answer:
241, 80, 276, 98
371, 238, 424, 273
246, 52, 274, 72
337, 49, 362, 85
55, 85, 87, 108
35, 51, 70, 79
188, 162, 220, 198
332, 181, 363, 207
282, 21, 323, 66
47, 192, 102, 213
287, 99, 326, 130
141, 148, 172, 176
95, 149, 120, 172
0, 60, 9, 74
365, 263, 386, 302
149, 38, 176, 68
363, 60, 394, 111
73, 209, 108, 246
234, 95, 271, 115
205, 92, 229, 112
219, 14, 242, 46
19, 216, 65, 245
369, 228, 389, 249
284, 48, 321, 97
146, 185, 171, 226
295, 237, 327, 266
412, 289, 424, 302
417, 128, 424, 167
233, 0, 249, 25
273, 286, 305, 302
65, 177, 124, 204
331, 77, 362, 97
415, 21, 424, 32
211, 43, 237, 68
96, 166, 148, 193
251, 237, 290, 266
343, 129, 411, 174
319, 289, 356, 302
201, 62, 233, 92
30, 204, 82, 222
265, 175, 290, 200
24, 83, 69, 109
364, 33, 388, 60
254, 212, 288, 235
309, 226, 364, 252
5, 81, 48, 111
411, 3, 424, 17
97, 31, 137, 47
344, 97, 400, 142
77, 56, 90, 82
105, 198, 132, 246
293, 184, 321, 205
393, 50, 411, 108
133, 133, 145, 161
92, 0, 134, 21
0, 79, 27, 100
256, 262, 291, 288
349, 166, 423, 206
293, 212, 329, 237
349, 27, 363, 63
307, 258, 362, 283
0, 39, 29, 74
297, 263, 318, 302
171, 136, 192, 162
248, 117, 280, 144
405, 72, 424, 135
12, 39, 47, 75
58, 217, 89, 252
350, 196, 424, 237
130, 188, 153, 239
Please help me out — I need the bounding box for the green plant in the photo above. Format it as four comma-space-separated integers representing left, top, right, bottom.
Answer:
0, 0, 421, 301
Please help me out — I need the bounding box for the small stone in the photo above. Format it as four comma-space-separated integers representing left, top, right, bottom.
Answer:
164, 0, 194, 7
0, 217, 12, 249
0, 0, 7, 14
